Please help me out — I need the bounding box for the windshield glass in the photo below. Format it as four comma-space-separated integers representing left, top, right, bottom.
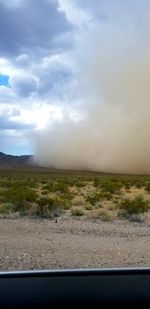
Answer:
0, 0, 150, 271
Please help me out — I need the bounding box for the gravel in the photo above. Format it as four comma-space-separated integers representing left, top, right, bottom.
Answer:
0, 215, 150, 271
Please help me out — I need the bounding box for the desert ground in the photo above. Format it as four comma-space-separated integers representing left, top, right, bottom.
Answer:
0, 214, 149, 271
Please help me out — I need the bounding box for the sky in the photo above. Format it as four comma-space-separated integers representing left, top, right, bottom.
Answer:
0, 0, 73, 155
0, 0, 150, 174
0, 0, 133, 155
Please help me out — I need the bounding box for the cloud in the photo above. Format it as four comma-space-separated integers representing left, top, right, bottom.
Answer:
9, 73, 37, 97
58, 0, 91, 26
37, 56, 72, 98
0, 117, 34, 130
0, 0, 74, 102
0, 0, 74, 154
0, 0, 72, 58
0, 85, 16, 103
0, 107, 35, 130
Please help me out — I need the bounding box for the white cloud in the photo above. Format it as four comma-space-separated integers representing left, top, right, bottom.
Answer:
0, 86, 16, 103
58, 0, 91, 26
14, 103, 63, 130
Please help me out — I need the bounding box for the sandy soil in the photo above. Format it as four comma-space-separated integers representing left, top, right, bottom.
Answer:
0, 215, 150, 271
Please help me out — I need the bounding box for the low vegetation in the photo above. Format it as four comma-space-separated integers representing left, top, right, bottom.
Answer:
119, 196, 150, 215
71, 207, 84, 216
0, 169, 150, 222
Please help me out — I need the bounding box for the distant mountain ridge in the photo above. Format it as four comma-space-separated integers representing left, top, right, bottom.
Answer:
0, 152, 34, 169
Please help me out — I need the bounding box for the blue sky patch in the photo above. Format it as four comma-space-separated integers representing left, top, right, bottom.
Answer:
0, 74, 9, 86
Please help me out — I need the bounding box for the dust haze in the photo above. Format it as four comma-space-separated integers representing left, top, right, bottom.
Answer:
34, 14, 150, 174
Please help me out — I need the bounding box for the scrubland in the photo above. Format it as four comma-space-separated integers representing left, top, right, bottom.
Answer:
0, 169, 150, 270
0, 168, 150, 223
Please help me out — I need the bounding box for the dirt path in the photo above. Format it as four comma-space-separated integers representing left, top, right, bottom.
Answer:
0, 215, 150, 271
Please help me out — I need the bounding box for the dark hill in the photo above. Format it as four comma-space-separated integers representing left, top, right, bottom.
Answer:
0, 152, 34, 169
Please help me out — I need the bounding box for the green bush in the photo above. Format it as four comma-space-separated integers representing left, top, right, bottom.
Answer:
46, 180, 70, 194
93, 177, 100, 187
61, 201, 71, 210
36, 197, 49, 207
1, 187, 37, 203
41, 189, 49, 195
36, 195, 64, 218
84, 204, 93, 210
37, 196, 54, 213
86, 193, 100, 205
86, 191, 112, 205
71, 207, 84, 216
0, 186, 38, 212
0, 202, 14, 214
98, 210, 112, 221
75, 181, 86, 188
99, 191, 112, 200
119, 196, 150, 215
100, 180, 122, 194
145, 183, 150, 192
124, 183, 131, 190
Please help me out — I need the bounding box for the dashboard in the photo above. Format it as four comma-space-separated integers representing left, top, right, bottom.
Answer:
0, 268, 150, 307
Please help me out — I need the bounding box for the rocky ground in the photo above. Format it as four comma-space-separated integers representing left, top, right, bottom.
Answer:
0, 215, 150, 271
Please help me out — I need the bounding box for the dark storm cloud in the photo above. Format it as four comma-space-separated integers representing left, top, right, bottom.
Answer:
0, 0, 72, 58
